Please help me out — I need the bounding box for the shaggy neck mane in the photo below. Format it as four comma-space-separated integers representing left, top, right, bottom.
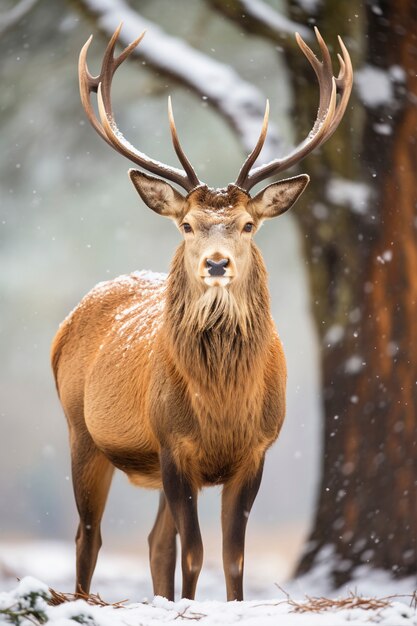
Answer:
163, 243, 273, 388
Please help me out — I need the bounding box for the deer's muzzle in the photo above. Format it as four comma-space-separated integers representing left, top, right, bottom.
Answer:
206, 258, 229, 277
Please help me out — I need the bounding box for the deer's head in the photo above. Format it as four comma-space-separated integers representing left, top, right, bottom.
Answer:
79, 25, 352, 291
128, 172, 308, 289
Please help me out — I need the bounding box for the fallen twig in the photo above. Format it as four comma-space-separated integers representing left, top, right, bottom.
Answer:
274, 584, 417, 614
48, 587, 129, 609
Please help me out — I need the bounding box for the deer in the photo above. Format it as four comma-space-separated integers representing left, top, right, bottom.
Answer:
51, 25, 352, 602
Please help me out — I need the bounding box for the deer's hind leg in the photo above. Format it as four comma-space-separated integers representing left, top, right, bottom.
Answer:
148, 491, 177, 600
70, 425, 114, 596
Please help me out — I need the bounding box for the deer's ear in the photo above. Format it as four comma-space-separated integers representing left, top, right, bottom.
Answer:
128, 170, 185, 219
249, 174, 310, 219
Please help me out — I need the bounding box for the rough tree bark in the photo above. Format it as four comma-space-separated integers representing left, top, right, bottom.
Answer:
286, 0, 417, 585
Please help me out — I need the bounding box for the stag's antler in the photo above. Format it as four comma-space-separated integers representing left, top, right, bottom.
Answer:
235, 27, 353, 192
79, 26, 352, 195
79, 24, 201, 192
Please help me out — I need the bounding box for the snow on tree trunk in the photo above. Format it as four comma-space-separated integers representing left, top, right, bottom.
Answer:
287, 0, 417, 585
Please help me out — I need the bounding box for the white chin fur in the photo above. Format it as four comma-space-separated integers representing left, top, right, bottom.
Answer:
203, 276, 231, 287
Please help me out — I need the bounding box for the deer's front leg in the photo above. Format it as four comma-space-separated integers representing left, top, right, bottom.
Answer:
160, 448, 203, 600
221, 461, 264, 601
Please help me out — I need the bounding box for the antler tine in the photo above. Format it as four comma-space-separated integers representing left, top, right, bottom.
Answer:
97, 84, 196, 191
337, 54, 346, 83
79, 25, 202, 192
338, 35, 353, 82
245, 78, 337, 187
96, 25, 144, 122
100, 21, 123, 85
79, 25, 142, 147
100, 28, 145, 116
314, 27, 333, 75
296, 29, 334, 131
235, 30, 353, 192
327, 36, 353, 137
115, 31, 146, 67
79, 35, 112, 146
168, 96, 200, 188
235, 100, 269, 189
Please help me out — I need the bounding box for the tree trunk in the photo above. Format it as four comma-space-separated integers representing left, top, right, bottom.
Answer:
287, 0, 417, 585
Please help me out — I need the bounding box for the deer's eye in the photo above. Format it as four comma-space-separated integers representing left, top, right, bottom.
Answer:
243, 222, 254, 233
182, 223, 193, 233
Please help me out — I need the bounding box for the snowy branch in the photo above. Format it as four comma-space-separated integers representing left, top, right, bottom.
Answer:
79, 0, 284, 164
207, 0, 312, 46
0, 0, 39, 35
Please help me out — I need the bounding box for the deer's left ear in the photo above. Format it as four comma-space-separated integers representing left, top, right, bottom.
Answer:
128, 169, 185, 219
249, 174, 310, 219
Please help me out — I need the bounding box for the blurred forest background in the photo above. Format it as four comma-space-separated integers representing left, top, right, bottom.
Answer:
0, 0, 322, 580
1, 0, 416, 592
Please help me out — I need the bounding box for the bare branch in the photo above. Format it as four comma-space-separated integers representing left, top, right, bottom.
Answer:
78, 0, 283, 165
0, 0, 39, 36
206, 0, 312, 47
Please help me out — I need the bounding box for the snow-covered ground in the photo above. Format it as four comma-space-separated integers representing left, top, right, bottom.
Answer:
0, 537, 296, 601
1, 541, 417, 625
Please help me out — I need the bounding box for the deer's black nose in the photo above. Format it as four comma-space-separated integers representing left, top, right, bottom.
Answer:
206, 258, 229, 277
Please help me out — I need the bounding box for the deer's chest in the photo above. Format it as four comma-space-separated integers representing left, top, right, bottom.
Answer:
165, 393, 275, 485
